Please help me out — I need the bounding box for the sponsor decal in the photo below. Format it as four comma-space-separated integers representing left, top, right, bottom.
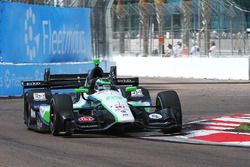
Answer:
131, 89, 144, 97
115, 102, 126, 109
24, 7, 88, 60
149, 113, 162, 120
78, 116, 94, 122
79, 125, 98, 128
25, 7, 39, 60
26, 82, 42, 86
4, 70, 11, 89
116, 79, 132, 84
33, 93, 46, 101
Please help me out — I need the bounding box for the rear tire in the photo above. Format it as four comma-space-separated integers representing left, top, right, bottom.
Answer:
24, 98, 29, 127
50, 94, 73, 136
26, 104, 35, 130
156, 90, 182, 134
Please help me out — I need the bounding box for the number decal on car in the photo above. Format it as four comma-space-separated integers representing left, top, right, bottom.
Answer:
131, 89, 143, 97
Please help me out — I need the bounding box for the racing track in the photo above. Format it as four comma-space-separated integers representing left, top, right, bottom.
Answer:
1, 78, 250, 167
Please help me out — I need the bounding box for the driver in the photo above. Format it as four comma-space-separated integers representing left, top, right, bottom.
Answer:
86, 59, 104, 94
94, 79, 112, 91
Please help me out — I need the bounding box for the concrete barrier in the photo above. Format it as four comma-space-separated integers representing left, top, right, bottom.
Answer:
112, 56, 249, 80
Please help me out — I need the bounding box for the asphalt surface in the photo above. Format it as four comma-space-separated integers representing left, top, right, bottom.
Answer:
1, 78, 250, 167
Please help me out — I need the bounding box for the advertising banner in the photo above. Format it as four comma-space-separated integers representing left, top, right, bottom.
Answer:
0, 2, 92, 63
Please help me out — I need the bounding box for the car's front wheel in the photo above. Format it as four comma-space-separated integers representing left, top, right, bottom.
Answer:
156, 90, 182, 134
50, 94, 73, 136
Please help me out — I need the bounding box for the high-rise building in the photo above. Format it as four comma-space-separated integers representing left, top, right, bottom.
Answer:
234, 0, 250, 27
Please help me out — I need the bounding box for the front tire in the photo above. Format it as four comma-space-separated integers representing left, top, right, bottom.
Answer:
156, 90, 182, 134
50, 94, 73, 136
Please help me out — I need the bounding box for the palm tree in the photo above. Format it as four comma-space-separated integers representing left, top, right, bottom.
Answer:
155, 0, 166, 55
201, 0, 211, 56
182, 0, 192, 50
116, 0, 126, 55
139, 0, 149, 56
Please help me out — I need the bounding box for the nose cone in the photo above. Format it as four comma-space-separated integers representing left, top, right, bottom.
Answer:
93, 90, 135, 123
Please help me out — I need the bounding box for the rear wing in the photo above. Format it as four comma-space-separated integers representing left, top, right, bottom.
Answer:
109, 66, 139, 86
22, 66, 139, 90
22, 69, 88, 90
113, 78, 139, 86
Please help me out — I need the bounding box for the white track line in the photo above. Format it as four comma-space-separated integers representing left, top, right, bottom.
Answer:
198, 122, 240, 127
204, 126, 235, 130
212, 117, 250, 123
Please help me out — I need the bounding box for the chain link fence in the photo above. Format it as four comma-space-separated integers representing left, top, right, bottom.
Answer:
112, 30, 250, 57
111, 0, 250, 57
9, 0, 96, 7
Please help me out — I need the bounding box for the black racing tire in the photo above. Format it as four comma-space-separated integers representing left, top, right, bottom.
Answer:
156, 90, 182, 134
50, 94, 73, 136
24, 98, 28, 126
26, 104, 35, 130
26, 104, 31, 129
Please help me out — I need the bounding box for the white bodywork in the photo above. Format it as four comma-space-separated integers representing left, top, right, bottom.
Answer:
92, 90, 135, 123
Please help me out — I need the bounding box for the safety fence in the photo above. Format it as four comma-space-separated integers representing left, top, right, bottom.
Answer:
112, 29, 250, 57
111, 0, 250, 57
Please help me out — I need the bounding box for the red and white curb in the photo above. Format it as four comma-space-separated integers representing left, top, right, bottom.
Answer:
141, 113, 250, 147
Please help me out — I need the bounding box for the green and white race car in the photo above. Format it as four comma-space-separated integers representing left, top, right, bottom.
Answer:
22, 60, 182, 136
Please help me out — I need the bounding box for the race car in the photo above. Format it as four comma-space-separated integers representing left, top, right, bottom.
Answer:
22, 59, 182, 136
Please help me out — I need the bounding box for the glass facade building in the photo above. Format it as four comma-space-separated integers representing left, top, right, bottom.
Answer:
110, 0, 250, 57
234, 0, 250, 27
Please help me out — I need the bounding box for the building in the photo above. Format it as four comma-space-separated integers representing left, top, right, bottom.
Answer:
234, 0, 250, 27
111, 0, 250, 57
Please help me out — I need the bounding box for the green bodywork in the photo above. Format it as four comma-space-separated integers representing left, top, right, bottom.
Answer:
125, 86, 137, 92
92, 94, 119, 122
43, 111, 50, 123
75, 88, 89, 94
39, 106, 51, 123
128, 101, 153, 113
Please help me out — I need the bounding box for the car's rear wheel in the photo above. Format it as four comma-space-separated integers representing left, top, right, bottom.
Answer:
26, 104, 35, 130
156, 90, 182, 134
50, 94, 73, 136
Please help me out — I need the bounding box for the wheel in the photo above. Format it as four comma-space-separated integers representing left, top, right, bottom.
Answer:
24, 98, 28, 126
26, 104, 34, 130
50, 94, 73, 136
156, 90, 182, 134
